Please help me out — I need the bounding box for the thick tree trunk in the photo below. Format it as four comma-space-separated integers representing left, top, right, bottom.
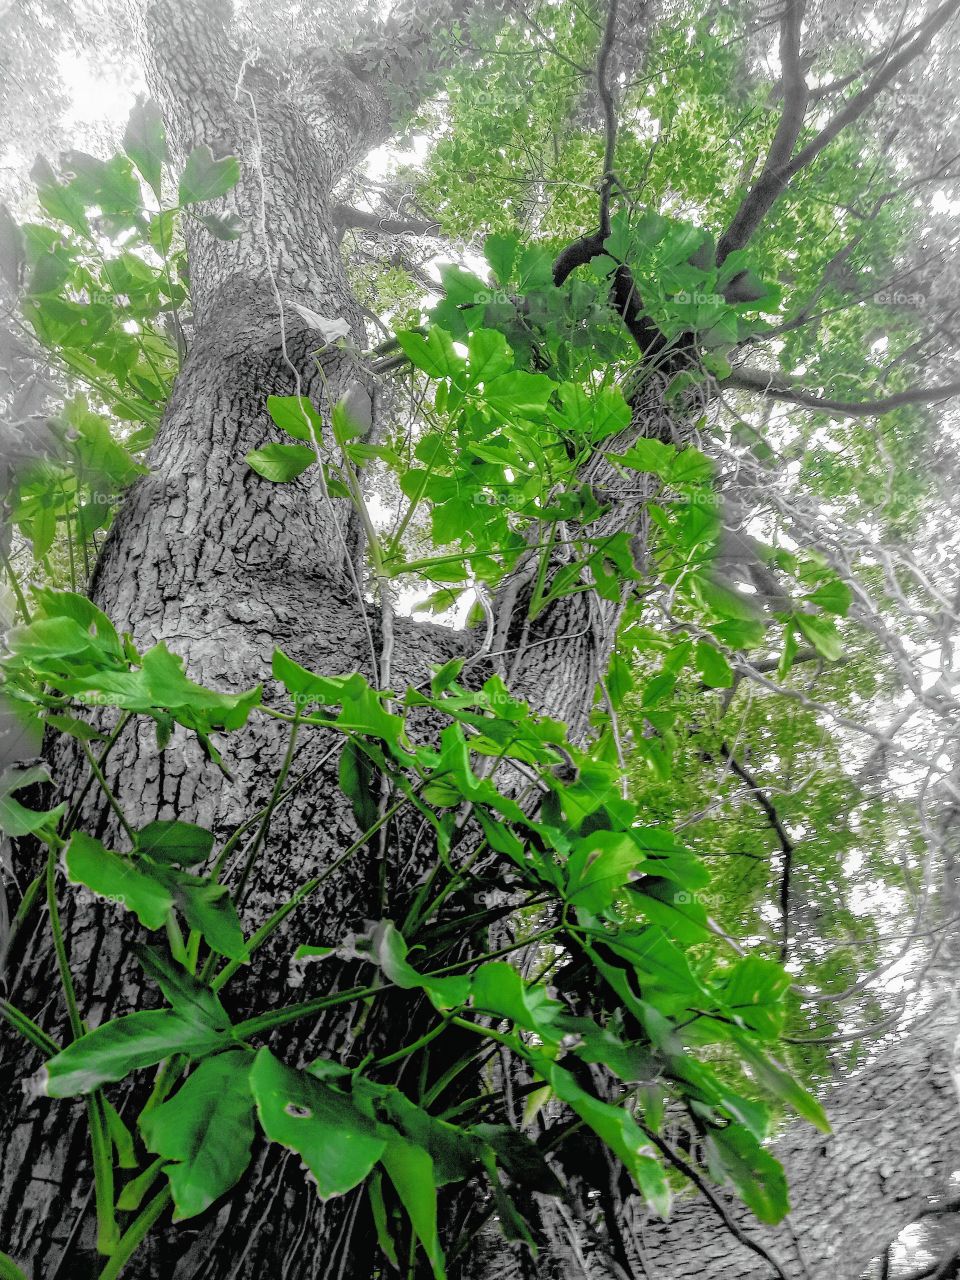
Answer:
0, 3, 459, 1275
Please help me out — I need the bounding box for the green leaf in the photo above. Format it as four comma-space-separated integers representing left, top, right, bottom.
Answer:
123, 99, 169, 198
30, 155, 89, 236
338, 739, 380, 832
117, 1160, 165, 1212
466, 328, 514, 383
178, 146, 240, 206
694, 640, 733, 688
381, 1138, 446, 1280
368, 1172, 400, 1268
136, 820, 214, 866
472, 1125, 563, 1196
0, 1251, 30, 1280
362, 921, 470, 1007
471, 963, 562, 1041
632, 876, 713, 943
710, 618, 765, 650
544, 1064, 670, 1217
103, 1098, 137, 1168
714, 955, 790, 1039
168, 876, 247, 961
437, 262, 487, 307
794, 612, 843, 661
396, 328, 464, 379
566, 831, 643, 914
134, 944, 231, 1032
250, 1048, 386, 1199
197, 211, 244, 240
266, 395, 324, 442
803, 579, 852, 616
246, 442, 315, 482
731, 1034, 830, 1132
32, 587, 123, 657
64, 832, 173, 930
483, 370, 553, 416
38, 1010, 225, 1096
271, 652, 405, 742
140, 1052, 255, 1220
703, 1124, 788, 1223
483, 233, 517, 284
690, 574, 766, 623
0, 203, 25, 289
356, 1082, 484, 1185
0, 787, 65, 839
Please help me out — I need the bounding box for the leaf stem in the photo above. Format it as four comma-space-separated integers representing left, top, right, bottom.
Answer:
80, 741, 136, 842
96, 1187, 171, 1280
233, 983, 383, 1040
209, 791, 411, 990
0, 998, 59, 1056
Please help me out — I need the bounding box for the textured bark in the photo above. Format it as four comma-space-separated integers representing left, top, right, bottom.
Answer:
0, 3, 461, 1276
635, 1012, 960, 1280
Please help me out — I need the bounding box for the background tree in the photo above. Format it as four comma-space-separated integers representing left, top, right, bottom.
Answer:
2, 0, 960, 1278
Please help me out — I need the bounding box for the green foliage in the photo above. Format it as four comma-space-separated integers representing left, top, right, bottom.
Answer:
0, 100, 240, 603
1, 4, 948, 1274
5, 584, 829, 1268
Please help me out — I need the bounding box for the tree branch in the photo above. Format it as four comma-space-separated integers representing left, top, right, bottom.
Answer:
332, 203, 443, 237
718, 0, 960, 262
717, 0, 809, 263
596, 0, 620, 235
786, 0, 960, 175
727, 366, 960, 415
719, 742, 795, 960
633, 1011, 960, 1279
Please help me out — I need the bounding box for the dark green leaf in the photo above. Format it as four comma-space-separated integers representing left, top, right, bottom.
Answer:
123, 99, 169, 198
250, 1049, 386, 1199
246, 442, 315, 482
140, 1052, 255, 1220
136, 820, 214, 867
64, 831, 173, 929
38, 1010, 225, 1096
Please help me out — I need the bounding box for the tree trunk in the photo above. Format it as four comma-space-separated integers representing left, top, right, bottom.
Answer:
2, 3, 959, 1279
0, 3, 460, 1275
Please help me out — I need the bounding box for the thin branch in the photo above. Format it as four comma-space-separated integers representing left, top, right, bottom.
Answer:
719, 743, 794, 960
717, 0, 809, 263
638, 1123, 791, 1280
727, 366, 960, 415
596, 0, 620, 235
788, 0, 960, 176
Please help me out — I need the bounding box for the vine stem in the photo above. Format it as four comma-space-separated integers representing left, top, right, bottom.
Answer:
80, 741, 136, 842
96, 1187, 171, 1280
0, 999, 59, 1056
46, 844, 82, 1041
63, 712, 133, 837
46, 842, 119, 1256
209, 791, 412, 990
0, 546, 31, 621
233, 983, 383, 1039
234, 710, 301, 908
